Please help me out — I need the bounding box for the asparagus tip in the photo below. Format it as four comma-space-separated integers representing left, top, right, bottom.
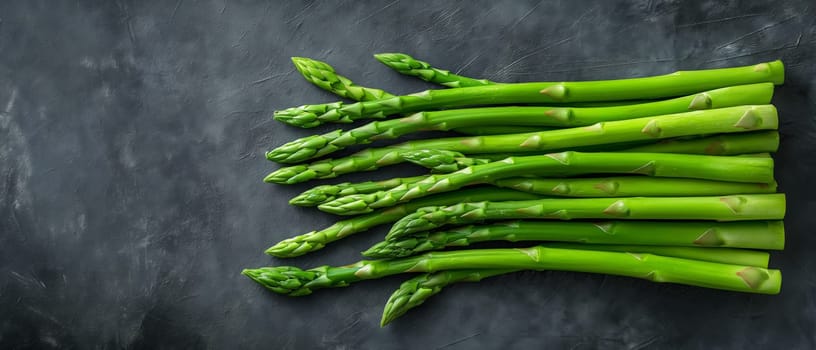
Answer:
242, 266, 323, 296
381, 273, 444, 326
319, 196, 375, 215
264, 165, 315, 185
264, 242, 293, 257
373, 52, 407, 62
360, 240, 407, 258
290, 56, 306, 65
263, 172, 280, 183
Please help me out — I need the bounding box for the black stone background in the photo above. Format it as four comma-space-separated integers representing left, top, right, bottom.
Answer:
1, 0, 815, 349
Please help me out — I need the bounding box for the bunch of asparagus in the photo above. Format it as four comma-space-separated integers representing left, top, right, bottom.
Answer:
244, 53, 787, 326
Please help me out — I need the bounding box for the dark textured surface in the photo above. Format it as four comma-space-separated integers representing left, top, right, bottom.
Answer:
1, 0, 815, 348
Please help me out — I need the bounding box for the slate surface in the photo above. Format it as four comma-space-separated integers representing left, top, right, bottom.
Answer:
1, 0, 815, 349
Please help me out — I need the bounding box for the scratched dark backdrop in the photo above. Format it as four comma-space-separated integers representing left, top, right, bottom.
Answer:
1, 0, 815, 349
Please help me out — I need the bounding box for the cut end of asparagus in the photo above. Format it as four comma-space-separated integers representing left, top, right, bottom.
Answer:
762, 60, 785, 85
242, 266, 325, 296
769, 221, 786, 249
736, 267, 782, 294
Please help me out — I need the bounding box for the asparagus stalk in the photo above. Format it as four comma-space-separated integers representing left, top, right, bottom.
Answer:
267, 96, 776, 163
624, 131, 780, 154
295, 55, 496, 101
380, 243, 775, 326
493, 176, 777, 197
266, 187, 542, 258
443, 131, 781, 160
273, 60, 784, 128
541, 244, 770, 266
292, 57, 395, 101
292, 55, 636, 134
387, 194, 786, 239
290, 57, 606, 136
294, 55, 646, 109
289, 176, 428, 207
404, 148, 771, 176
374, 52, 495, 87
401, 149, 491, 173
365, 220, 785, 258
265, 130, 779, 184
318, 152, 777, 215
288, 149, 482, 207
243, 245, 782, 296
278, 54, 491, 128
292, 171, 775, 207
283, 58, 393, 128
461, 131, 779, 160
290, 56, 522, 135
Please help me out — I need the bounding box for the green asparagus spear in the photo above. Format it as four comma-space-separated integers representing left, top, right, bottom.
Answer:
624, 131, 779, 154
292, 57, 524, 135
284, 58, 392, 128
292, 57, 395, 101
273, 60, 783, 128
374, 53, 495, 87
373, 54, 733, 112
266, 187, 542, 258
293, 171, 775, 207
267, 95, 776, 163
290, 57, 600, 137
400, 149, 491, 173
288, 149, 484, 207
289, 176, 428, 207
318, 152, 776, 215
291, 56, 527, 135
295, 55, 496, 101
265, 130, 779, 184
541, 244, 770, 266
493, 176, 777, 197
404, 138, 778, 174
380, 242, 775, 325
407, 148, 770, 174
365, 220, 785, 258
466, 131, 779, 159
243, 245, 782, 296
387, 194, 786, 239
